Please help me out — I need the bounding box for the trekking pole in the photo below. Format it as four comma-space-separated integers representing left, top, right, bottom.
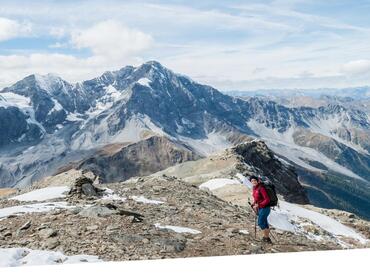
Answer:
248, 200, 257, 239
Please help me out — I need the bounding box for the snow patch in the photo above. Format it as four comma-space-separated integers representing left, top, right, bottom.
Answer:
269, 201, 368, 245
199, 178, 240, 191
235, 173, 253, 188
0, 247, 101, 267
154, 223, 201, 234
34, 73, 62, 93
137, 78, 151, 87
0, 92, 31, 108
66, 112, 84, 122
178, 130, 231, 156
47, 98, 64, 116
101, 188, 127, 202
10, 186, 70, 202
0, 202, 75, 219
131, 196, 164, 205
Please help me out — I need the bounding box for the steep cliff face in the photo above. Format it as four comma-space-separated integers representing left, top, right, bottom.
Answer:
231, 141, 308, 204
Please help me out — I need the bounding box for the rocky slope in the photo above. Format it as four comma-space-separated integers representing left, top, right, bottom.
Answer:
73, 135, 201, 183
155, 140, 308, 204
0, 164, 368, 267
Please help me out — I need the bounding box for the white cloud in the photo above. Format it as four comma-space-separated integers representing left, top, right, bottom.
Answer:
71, 20, 153, 60
0, 20, 154, 88
342, 60, 370, 75
0, 52, 145, 89
0, 2, 369, 90
0, 17, 32, 41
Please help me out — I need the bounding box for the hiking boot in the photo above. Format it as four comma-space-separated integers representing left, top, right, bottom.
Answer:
262, 237, 273, 244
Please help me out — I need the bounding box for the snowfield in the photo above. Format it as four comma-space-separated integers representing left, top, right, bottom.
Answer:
269, 201, 368, 245
0, 247, 101, 267
0, 92, 31, 109
10, 186, 70, 202
202, 175, 368, 246
247, 119, 365, 180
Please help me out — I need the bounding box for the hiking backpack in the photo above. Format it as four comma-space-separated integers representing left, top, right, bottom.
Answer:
261, 183, 278, 207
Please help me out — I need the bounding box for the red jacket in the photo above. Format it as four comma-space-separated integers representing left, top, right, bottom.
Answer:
252, 183, 270, 209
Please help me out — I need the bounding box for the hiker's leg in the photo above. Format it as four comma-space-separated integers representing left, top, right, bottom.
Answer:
264, 207, 271, 237
258, 207, 271, 237
257, 207, 268, 233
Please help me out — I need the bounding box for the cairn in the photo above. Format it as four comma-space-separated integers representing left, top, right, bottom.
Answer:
68, 176, 104, 200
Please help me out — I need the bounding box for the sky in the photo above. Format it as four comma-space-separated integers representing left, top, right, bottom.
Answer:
0, 0, 370, 90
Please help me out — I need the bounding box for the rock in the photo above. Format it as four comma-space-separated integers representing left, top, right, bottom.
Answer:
39, 228, 58, 239
106, 225, 121, 232
69, 207, 83, 215
159, 238, 187, 253
79, 205, 118, 218
81, 183, 98, 197
19, 220, 31, 230
0, 226, 8, 232
86, 225, 99, 231
226, 228, 239, 234
36, 224, 49, 231
142, 238, 150, 244
43, 239, 60, 250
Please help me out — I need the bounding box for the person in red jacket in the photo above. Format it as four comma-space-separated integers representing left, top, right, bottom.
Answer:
250, 175, 272, 244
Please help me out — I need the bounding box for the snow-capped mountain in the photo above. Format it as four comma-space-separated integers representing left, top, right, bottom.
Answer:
0, 61, 369, 219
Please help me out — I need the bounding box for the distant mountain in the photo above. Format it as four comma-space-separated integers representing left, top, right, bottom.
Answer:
226, 86, 370, 100
0, 61, 369, 219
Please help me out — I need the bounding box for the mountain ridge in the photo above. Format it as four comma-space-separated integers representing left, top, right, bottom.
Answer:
0, 60, 369, 219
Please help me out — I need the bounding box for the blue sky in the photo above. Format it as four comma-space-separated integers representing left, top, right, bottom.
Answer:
0, 0, 370, 90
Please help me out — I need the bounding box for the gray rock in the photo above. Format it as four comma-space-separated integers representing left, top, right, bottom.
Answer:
106, 225, 121, 232
2, 232, 12, 238
86, 225, 99, 231
19, 220, 32, 231
79, 205, 118, 218
69, 207, 83, 215
226, 228, 239, 234
0, 226, 8, 232
43, 239, 60, 250
39, 228, 58, 239
142, 238, 150, 244
81, 183, 98, 197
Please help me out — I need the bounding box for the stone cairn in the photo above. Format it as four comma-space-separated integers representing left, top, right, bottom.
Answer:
68, 176, 104, 200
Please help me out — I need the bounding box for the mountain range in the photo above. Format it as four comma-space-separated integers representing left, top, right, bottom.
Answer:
0, 61, 369, 219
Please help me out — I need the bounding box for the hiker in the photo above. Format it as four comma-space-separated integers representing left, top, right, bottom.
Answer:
250, 175, 272, 244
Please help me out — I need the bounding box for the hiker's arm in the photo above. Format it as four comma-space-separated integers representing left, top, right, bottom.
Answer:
258, 187, 270, 208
